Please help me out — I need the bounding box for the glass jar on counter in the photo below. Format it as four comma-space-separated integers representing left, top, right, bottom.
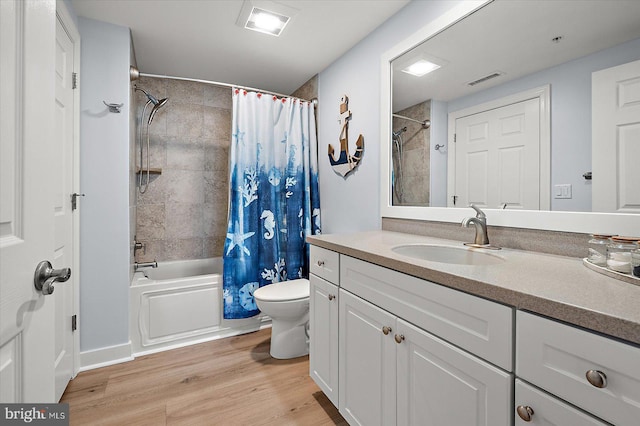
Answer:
588, 234, 613, 266
607, 237, 640, 274
632, 244, 640, 278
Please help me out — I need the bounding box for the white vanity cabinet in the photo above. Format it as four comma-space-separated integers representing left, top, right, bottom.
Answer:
516, 311, 640, 425
309, 246, 340, 406
339, 288, 512, 426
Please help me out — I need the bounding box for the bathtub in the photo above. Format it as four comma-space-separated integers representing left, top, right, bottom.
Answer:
130, 258, 269, 355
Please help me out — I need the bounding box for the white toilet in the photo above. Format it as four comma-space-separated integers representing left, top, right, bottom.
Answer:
253, 278, 310, 359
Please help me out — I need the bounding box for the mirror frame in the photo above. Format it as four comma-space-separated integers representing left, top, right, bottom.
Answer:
380, 0, 638, 235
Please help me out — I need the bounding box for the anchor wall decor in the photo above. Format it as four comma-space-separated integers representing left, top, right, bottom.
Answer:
328, 94, 364, 177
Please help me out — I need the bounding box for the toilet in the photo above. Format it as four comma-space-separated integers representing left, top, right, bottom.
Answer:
253, 278, 310, 359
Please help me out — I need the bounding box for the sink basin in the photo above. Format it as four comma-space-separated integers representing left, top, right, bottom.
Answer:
392, 244, 505, 265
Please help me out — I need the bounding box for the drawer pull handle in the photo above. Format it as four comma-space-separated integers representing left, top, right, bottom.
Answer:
394, 334, 405, 344
586, 370, 607, 388
382, 326, 392, 335
316, 260, 325, 267
328, 294, 335, 301
516, 405, 534, 422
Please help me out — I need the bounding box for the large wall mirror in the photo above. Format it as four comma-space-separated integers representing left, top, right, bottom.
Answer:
380, 0, 640, 235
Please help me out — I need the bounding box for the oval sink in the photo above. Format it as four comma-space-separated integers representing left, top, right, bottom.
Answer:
392, 244, 505, 265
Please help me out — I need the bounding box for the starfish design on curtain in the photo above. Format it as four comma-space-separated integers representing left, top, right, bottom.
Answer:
225, 221, 255, 256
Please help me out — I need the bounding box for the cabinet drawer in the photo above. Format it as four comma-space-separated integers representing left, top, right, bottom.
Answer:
515, 380, 608, 425
516, 311, 640, 426
341, 255, 513, 371
309, 245, 339, 284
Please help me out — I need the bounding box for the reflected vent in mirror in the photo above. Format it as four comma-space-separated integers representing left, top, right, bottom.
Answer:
467, 71, 504, 86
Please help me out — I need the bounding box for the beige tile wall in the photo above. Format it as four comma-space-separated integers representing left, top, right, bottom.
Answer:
133, 76, 231, 262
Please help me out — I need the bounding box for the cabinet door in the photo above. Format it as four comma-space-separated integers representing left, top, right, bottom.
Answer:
340, 289, 396, 426
515, 380, 608, 425
396, 318, 512, 426
309, 274, 339, 407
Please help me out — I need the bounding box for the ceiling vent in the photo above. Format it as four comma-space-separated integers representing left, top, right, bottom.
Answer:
467, 71, 504, 87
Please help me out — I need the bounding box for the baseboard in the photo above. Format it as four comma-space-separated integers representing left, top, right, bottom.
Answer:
79, 341, 133, 372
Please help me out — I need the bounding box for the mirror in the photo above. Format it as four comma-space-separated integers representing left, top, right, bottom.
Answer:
380, 0, 640, 235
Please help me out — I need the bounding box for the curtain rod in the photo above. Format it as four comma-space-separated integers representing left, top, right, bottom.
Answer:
139, 72, 317, 105
392, 113, 431, 129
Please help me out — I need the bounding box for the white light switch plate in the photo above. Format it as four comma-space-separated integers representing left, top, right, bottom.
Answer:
554, 184, 572, 199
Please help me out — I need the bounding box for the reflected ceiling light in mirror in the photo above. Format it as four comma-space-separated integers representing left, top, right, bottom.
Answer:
402, 59, 441, 77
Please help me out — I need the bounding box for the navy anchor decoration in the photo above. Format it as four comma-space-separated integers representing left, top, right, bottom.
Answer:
328, 95, 364, 177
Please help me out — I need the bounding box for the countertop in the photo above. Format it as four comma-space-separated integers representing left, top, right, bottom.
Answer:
307, 230, 640, 346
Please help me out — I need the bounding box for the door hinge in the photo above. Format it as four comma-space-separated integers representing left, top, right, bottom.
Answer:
71, 193, 85, 211
452, 195, 458, 206
72, 72, 78, 89
454, 133, 457, 143
71, 314, 77, 332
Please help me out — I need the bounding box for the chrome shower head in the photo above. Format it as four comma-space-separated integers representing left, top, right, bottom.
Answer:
148, 97, 168, 124
135, 86, 163, 105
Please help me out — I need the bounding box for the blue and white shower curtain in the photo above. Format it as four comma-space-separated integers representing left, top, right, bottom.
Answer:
223, 89, 321, 319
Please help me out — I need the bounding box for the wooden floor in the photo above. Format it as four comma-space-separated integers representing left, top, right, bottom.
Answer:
61, 329, 347, 425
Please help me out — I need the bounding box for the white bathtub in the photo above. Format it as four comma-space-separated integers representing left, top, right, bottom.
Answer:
130, 258, 269, 355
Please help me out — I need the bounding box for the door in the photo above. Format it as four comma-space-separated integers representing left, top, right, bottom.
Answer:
54, 7, 79, 401
396, 319, 512, 426
0, 0, 57, 402
309, 274, 339, 407
592, 59, 640, 213
454, 98, 540, 209
339, 289, 396, 426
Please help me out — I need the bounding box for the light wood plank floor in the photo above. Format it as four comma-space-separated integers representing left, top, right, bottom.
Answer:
61, 329, 347, 425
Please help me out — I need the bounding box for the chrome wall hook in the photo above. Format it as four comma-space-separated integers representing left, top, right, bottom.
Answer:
103, 101, 124, 113
435, 144, 445, 151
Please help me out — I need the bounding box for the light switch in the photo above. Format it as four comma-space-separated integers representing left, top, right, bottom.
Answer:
554, 184, 572, 199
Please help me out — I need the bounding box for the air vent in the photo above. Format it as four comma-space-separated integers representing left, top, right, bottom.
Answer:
467, 72, 504, 87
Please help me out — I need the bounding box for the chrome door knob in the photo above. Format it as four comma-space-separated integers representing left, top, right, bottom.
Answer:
516, 405, 534, 422
394, 334, 405, 344
328, 294, 336, 301
34, 260, 71, 295
586, 370, 607, 388
382, 326, 392, 335
316, 260, 325, 267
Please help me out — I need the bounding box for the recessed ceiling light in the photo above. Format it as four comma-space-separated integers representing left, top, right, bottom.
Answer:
402, 59, 441, 77
245, 7, 290, 36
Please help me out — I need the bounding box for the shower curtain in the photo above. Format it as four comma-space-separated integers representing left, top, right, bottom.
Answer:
223, 89, 321, 319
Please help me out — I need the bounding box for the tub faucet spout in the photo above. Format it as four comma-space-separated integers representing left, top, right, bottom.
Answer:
462, 204, 490, 247
135, 261, 158, 271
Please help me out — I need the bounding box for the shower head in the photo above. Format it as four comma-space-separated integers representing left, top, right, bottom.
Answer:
392, 127, 407, 138
148, 97, 168, 124
135, 86, 162, 105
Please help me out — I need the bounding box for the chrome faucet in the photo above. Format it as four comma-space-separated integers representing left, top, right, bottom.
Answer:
462, 204, 494, 248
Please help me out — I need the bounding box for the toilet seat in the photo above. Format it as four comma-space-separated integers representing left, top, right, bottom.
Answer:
254, 278, 309, 302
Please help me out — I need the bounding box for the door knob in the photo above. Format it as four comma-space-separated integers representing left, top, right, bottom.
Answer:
394, 334, 405, 344
34, 260, 71, 295
516, 405, 534, 422
382, 326, 392, 335
585, 370, 607, 388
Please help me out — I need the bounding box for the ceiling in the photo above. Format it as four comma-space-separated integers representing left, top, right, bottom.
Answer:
71, 0, 410, 95
392, 0, 640, 111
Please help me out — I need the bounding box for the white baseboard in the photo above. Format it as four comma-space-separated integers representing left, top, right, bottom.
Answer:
79, 341, 133, 372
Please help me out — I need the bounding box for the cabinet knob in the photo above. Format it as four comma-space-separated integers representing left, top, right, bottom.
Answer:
516, 405, 534, 422
328, 294, 335, 301
585, 370, 607, 388
394, 334, 405, 344
382, 326, 392, 335
316, 260, 325, 267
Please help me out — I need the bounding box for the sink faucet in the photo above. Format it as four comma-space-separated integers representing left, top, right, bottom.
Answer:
462, 204, 491, 247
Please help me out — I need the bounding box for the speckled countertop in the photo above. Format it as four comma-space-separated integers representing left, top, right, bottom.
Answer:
307, 230, 640, 346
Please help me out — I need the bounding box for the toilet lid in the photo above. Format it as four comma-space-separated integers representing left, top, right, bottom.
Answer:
253, 279, 309, 301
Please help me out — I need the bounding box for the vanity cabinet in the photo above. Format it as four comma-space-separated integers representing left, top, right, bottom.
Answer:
516, 311, 640, 425
339, 288, 512, 426
309, 246, 340, 406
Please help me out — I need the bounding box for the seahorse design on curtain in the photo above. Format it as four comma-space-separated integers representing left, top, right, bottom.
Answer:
222, 89, 321, 319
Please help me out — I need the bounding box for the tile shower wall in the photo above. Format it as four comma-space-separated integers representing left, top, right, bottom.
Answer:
392, 100, 431, 206
133, 76, 231, 262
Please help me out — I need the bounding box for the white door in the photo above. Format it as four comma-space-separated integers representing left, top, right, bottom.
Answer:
54, 7, 79, 401
454, 98, 540, 209
592, 59, 640, 213
0, 0, 57, 402
309, 275, 339, 407
339, 289, 396, 426
396, 319, 512, 426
